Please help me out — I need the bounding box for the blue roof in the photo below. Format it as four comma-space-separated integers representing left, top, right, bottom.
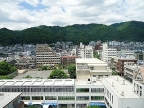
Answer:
89, 102, 106, 106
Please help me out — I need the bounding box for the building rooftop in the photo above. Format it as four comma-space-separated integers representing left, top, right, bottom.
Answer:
101, 76, 140, 98
0, 79, 74, 86
76, 58, 106, 64
0, 92, 21, 108
75, 79, 103, 86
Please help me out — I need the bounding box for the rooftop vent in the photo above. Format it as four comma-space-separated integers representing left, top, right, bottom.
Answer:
112, 82, 114, 87
122, 80, 125, 85
117, 77, 119, 81
121, 91, 124, 96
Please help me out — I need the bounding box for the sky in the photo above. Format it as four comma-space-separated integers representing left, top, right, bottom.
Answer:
0, 0, 144, 30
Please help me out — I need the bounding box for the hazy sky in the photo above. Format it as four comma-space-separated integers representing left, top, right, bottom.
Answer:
0, 0, 144, 30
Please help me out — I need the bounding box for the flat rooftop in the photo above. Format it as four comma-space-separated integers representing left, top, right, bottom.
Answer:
101, 76, 140, 98
0, 79, 74, 86
75, 79, 103, 86
76, 58, 106, 64
0, 92, 21, 108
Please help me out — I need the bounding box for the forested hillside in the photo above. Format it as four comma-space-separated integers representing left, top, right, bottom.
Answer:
0, 21, 144, 45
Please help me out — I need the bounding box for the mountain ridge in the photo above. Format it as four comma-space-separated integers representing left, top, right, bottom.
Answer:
0, 21, 144, 45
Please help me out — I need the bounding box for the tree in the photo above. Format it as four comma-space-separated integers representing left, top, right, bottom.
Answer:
48, 69, 68, 79
0, 61, 17, 75
68, 64, 76, 79
94, 53, 100, 59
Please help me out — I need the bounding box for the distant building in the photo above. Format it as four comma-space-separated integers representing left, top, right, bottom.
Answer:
78, 44, 93, 58
102, 43, 117, 64
111, 57, 137, 76
35, 44, 60, 67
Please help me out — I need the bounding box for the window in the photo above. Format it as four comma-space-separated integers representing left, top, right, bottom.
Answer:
32, 96, 43, 100
21, 96, 30, 100
91, 96, 104, 100
76, 96, 89, 100
45, 96, 56, 100
58, 96, 75, 100
76, 88, 89, 93
91, 88, 104, 93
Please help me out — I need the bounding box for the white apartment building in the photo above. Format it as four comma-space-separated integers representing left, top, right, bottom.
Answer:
36, 44, 60, 67
0, 79, 106, 108
102, 43, 117, 64
78, 44, 93, 58
101, 76, 144, 108
76, 58, 112, 80
102, 43, 135, 65
117, 50, 135, 58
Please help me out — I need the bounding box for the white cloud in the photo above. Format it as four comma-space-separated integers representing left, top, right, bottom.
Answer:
0, 0, 144, 30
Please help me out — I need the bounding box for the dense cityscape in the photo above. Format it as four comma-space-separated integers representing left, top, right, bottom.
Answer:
1, 0, 144, 108
0, 40, 144, 108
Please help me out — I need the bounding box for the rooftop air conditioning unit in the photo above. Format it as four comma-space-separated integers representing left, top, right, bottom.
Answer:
92, 77, 96, 83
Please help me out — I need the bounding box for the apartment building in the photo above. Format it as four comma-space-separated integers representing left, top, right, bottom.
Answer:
102, 43, 117, 64
78, 43, 93, 58
117, 50, 135, 58
0, 79, 106, 108
101, 76, 144, 108
76, 58, 112, 80
0, 92, 24, 108
36, 44, 60, 67
111, 57, 137, 76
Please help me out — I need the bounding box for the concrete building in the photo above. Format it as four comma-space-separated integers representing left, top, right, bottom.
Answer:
0, 79, 105, 108
117, 50, 135, 58
111, 57, 137, 76
36, 44, 60, 67
102, 43, 117, 64
78, 43, 93, 58
0, 92, 24, 108
76, 58, 112, 80
101, 76, 144, 108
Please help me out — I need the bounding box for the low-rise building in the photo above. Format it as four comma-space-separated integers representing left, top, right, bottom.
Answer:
0, 92, 24, 108
0, 79, 105, 108
76, 58, 112, 80
101, 76, 144, 108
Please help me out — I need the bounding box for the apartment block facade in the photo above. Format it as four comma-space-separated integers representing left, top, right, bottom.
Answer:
36, 44, 60, 67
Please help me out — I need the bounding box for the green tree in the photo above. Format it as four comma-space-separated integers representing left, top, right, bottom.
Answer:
48, 69, 68, 79
68, 64, 76, 79
0, 61, 17, 75
94, 53, 100, 59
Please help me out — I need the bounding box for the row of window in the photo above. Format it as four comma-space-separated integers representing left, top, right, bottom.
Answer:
76, 88, 104, 93
21, 96, 104, 100
0, 87, 104, 93
0, 86, 74, 92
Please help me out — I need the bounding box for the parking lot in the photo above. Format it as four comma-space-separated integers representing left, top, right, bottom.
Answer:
14, 69, 68, 79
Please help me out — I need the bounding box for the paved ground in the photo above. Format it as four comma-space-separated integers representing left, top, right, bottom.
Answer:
14, 69, 68, 79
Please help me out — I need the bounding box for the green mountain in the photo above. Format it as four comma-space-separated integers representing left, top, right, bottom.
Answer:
0, 21, 144, 45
